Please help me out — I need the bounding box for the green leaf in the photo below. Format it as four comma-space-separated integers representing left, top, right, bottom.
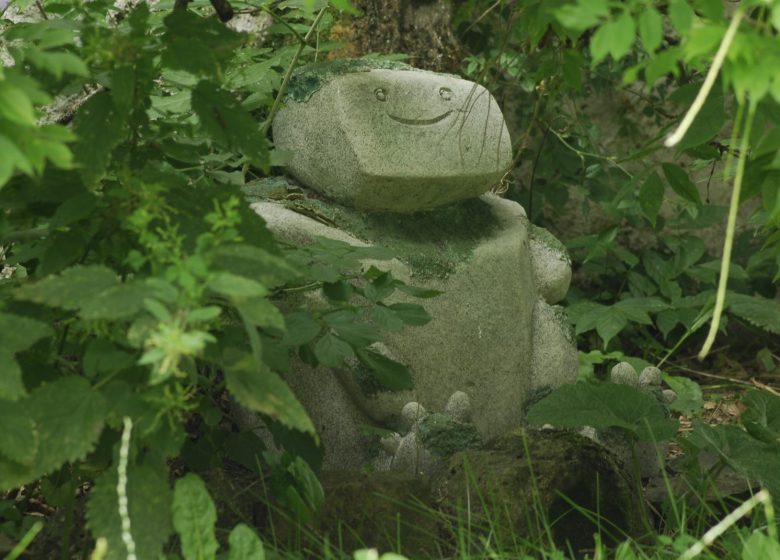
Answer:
662, 374, 703, 415
16, 265, 119, 310
191, 81, 268, 168
370, 305, 405, 331
355, 349, 413, 391
223, 349, 315, 434
208, 272, 268, 299
162, 10, 241, 78
0, 399, 37, 465
662, 163, 702, 205
638, 8, 663, 53
590, 12, 636, 64
742, 531, 780, 560
554, 0, 608, 32
228, 524, 265, 560
173, 473, 219, 560
0, 349, 25, 401
527, 383, 679, 441
0, 134, 33, 187
671, 84, 725, 151
83, 340, 135, 378
669, 0, 694, 33
281, 312, 321, 346
0, 312, 53, 353
728, 293, 780, 335
0, 81, 37, 125
87, 463, 173, 560
639, 171, 664, 226
209, 244, 299, 288
742, 389, 780, 443
322, 280, 353, 301
80, 283, 149, 320
314, 333, 354, 366
0, 376, 108, 490
388, 303, 432, 326
71, 91, 126, 185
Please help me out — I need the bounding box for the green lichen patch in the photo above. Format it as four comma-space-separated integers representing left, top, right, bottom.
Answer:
287, 58, 425, 103
247, 181, 499, 280
529, 223, 570, 263
418, 413, 482, 457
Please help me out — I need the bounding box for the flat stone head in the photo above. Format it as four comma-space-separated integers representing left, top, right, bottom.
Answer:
273, 65, 512, 213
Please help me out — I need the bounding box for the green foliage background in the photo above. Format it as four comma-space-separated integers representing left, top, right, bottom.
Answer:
1, 0, 780, 557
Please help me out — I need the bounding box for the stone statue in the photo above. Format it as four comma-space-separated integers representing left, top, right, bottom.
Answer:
250, 59, 578, 472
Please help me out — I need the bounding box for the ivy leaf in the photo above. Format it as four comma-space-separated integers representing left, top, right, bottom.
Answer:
172, 473, 219, 560
223, 349, 315, 435
527, 383, 679, 441
662, 163, 702, 205
638, 8, 663, 53
355, 348, 413, 391
0, 400, 37, 465
191, 81, 269, 168
87, 463, 173, 560
228, 524, 265, 560
71, 91, 127, 185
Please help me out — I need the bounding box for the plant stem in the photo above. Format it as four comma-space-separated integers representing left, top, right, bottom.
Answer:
665, 10, 743, 147
261, 6, 328, 138
699, 100, 756, 359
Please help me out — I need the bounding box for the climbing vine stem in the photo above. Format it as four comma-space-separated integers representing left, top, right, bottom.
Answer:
698, 99, 756, 359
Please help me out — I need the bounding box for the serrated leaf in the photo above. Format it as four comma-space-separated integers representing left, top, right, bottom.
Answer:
87, 463, 173, 560
15, 265, 119, 310
638, 8, 663, 53
173, 473, 218, 560
554, 0, 608, 32
0, 399, 37, 465
0, 313, 53, 353
662, 163, 702, 205
80, 282, 148, 320
314, 333, 354, 366
728, 293, 780, 335
83, 340, 135, 378
0, 376, 107, 490
370, 305, 405, 331
210, 244, 298, 288
355, 349, 413, 391
191, 81, 268, 168
742, 389, 780, 441
527, 383, 679, 441
228, 524, 265, 560
71, 91, 126, 185
669, 0, 694, 33
590, 12, 636, 64
223, 349, 315, 434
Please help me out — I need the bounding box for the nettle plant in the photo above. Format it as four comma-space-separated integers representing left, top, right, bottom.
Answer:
0, 0, 431, 556
457, 0, 780, 364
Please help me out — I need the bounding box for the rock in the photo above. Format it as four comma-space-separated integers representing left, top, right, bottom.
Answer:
639, 366, 663, 387
273, 59, 512, 213
434, 430, 645, 552
278, 430, 644, 557
610, 362, 639, 387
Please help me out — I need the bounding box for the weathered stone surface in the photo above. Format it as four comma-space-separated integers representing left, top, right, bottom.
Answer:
251, 194, 578, 470
273, 63, 512, 213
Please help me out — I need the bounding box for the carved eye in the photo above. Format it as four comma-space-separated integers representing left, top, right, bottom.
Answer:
439, 87, 453, 101
374, 88, 387, 102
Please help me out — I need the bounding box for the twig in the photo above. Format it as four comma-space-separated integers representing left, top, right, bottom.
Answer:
750, 378, 780, 397
261, 6, 328, 137
34, 0, 48, 19
666, 364, 753, 387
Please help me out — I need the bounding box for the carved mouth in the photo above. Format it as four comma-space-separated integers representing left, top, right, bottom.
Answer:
387, 110, 452, 126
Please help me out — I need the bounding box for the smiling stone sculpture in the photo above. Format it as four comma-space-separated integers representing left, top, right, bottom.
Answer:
273, 60, 512, 213
249, 59, 578, 471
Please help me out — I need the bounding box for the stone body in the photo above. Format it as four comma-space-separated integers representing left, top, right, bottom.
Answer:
252, 60, 578, 471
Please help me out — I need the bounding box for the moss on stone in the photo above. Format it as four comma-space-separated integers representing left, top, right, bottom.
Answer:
286, 57, 453, 103
246, 181, 498, 280
529, 222, 570, 262
351, 361, 387, 398
418, 413, 482, 457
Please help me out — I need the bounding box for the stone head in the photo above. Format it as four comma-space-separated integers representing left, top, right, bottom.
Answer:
273, 60, 512, 213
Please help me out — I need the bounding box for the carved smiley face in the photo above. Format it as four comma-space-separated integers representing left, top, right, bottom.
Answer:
374, 85, 456, 126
